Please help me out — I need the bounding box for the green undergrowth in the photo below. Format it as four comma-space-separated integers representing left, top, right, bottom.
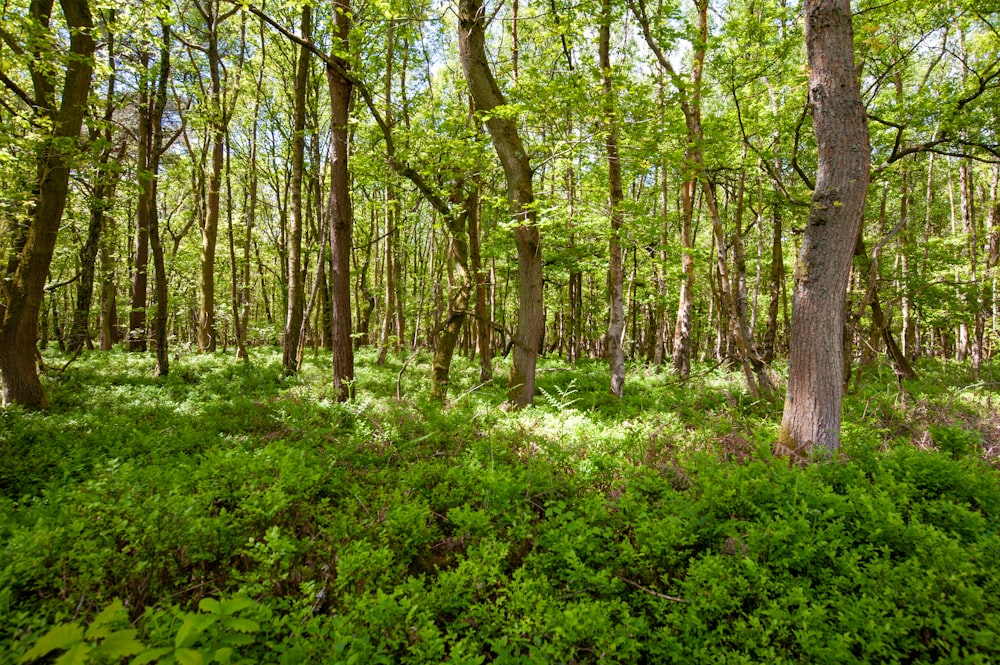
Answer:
2, 349, 999, 663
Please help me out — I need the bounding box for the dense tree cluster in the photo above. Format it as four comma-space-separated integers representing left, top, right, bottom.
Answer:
2, 0, 1000, 457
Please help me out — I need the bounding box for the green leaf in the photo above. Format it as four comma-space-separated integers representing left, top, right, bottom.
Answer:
92, 629, 145, 659
198, 598, 222, 614
219, 596, 254, 615
54, 642, 91, 665
175, 615, 211, 649
130, 647, 172, 665
176, 647, 206, 665
222, 617, 259, 633
212, 647, 234, 664
20, 623, 84, 663
86, 599, 128, 639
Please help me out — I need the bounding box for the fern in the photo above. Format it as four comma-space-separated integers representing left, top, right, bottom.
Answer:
539, 379, 580, 411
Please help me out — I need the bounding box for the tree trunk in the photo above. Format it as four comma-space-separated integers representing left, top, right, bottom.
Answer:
776, 0, 870, 459
458, 0, 543, 408
196, 0, 230, 353
763, 200, 784, 363
129, 55, 151, 352
0, 0, 95, 408
377, 191, 398, 365
431, 188, 475, 400
99, 224, 119, 350
69, 22, 119, 353
468, 181, 492, 381
149, 22, 172, 377
600, 0, 626, 398
283, 5, 311, 374
327, 0, 355, 401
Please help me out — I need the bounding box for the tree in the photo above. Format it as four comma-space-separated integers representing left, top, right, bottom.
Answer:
68, 9, 122, 354
282, 5, 311, 375
148, 20, 174, 377
458, 0, 544, 408
775, 0, 870, 459
193, 0, 239, 353
326, 0, 356, 400
0, 0, 95, 408
600, 0, 626, 398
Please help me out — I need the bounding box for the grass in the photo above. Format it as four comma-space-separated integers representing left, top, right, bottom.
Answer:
2, 348, 999, 663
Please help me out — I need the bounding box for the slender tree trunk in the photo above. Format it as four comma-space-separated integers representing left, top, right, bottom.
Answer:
673, 176, 695, 378
987, 166, 1000, 361
468, 182, 492, 381
431, 189, 474, 400
130, 56, 151, 352
69, 21, 118, 353
0, 0, 95, 408
283, 5, 311, 373
377, 192, 398, 365
327, 0, 355, 401
99, 222, 119, 350
458, 0, 543, 408
776, 0, 870, 459
149, 23, 172, 377
196, 0, 232, 353
600, 0, 626, 398
763, 199, 784, 363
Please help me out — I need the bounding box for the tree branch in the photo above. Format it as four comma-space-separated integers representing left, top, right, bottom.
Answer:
0, 69, 36, 109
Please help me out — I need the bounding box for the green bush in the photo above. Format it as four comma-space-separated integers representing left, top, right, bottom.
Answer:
4, 352, 1000, 663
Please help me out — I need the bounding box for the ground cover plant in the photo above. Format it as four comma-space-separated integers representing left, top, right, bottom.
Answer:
2, 349, 1000, 663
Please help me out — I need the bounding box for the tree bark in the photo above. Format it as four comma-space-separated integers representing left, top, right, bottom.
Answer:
776, 0, 870, 459
149, 22, 172, 377
431, 188, 475, 400
283, 5, 311, 374
196, 0, 234, 353
468, 181, 492, 381
129, 54, 152, 352
68, 18, 118, 353
673, 177, 695, 378
0, 0, 95, 408
327, 0, 355, 401
600, 0, 626, 398
458, 0, 543, 408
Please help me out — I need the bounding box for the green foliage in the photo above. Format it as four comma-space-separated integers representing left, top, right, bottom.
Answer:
4, 351, 1000, 663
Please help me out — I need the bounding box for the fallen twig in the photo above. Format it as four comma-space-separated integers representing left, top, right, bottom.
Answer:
619, 576, 686, 603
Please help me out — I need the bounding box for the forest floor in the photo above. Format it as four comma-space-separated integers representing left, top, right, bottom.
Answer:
2, 348, 999, 663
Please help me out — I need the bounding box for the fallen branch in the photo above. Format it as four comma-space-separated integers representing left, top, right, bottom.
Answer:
619, 577, 686, 603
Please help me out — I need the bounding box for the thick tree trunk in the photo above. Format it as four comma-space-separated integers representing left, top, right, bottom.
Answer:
776, 0, 870, 459
283, 6, 311, 374
458, 0, 543, 408
327, 0, 355, 401
600, 0, 626, 398
0, 0, 94, 408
